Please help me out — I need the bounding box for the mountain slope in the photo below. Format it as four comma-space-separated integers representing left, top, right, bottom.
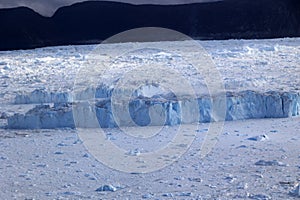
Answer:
0, 0, 299, 50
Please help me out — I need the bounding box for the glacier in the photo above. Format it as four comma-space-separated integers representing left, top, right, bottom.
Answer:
1, 38, 300, 200
14, 89, 72, 104
1, 38, 300, 129
7, 89, 300, 129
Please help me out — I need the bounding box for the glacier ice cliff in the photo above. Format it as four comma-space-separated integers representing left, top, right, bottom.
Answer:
7, 90, 300, 129
15, 89, 72, 104
8, 104, 74, 129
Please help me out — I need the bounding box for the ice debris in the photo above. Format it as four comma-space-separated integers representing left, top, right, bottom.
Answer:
0, 112, 8, 119
255, 160, 288, 167
249, 194, 272, 200
290, 183, 300, 197
162, 193, 174, 197
247, 134, 269, 141
127, 148, 142, 156
95, 185, 117, 192
142, 193, 154, 199
177, 192, 193, 197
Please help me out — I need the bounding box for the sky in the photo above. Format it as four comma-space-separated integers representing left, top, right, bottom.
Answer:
0, 0, 221, 17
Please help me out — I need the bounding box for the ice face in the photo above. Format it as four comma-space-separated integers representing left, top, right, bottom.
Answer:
14, 89, 72, 104
7, 104, 75, 129
225, 91, 300, 121
7, 90, 300, 129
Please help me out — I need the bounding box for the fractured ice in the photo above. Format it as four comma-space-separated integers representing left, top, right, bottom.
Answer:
7, 88, 300, 129
3, 39, 300, 129
15, 89, 72, 104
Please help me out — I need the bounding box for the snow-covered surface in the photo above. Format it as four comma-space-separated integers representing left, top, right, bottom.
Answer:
0, 38, 299, 128
1, 118, 300, 199
0, 38, 300, 103
0, 38, 299, 100
0, 38, 300, 199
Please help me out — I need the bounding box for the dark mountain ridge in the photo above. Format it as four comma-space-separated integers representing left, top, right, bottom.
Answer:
0, 0, 299, 51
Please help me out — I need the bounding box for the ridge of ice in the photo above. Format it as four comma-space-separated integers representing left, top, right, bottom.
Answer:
7, 90, 300, 129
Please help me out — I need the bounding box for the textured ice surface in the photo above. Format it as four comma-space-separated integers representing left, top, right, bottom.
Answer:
1, 38, 299, 129
14, 89, 72, 104
1, 118, 300, 199
0, 38, 298, 98
7, 91, 300, 129
8, 104, 75, 129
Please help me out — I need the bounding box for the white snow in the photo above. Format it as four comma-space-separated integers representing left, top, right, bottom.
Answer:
0, 38, 299, 129
0, 38, 299, 103
1, 118, 300, 199
0, 38, 299, 198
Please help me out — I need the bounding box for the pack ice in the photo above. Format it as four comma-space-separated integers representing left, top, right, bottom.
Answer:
1, 39, 299, 129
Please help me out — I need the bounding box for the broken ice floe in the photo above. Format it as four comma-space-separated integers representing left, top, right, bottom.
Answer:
95, 185, 118, 192
127, 148, 143, 156
247, 134, 269, 141
0, 61, 7, 65
177, 192, 193, 197
142, 193, 154, 199
162, 193, 174, 197
290, 183, 300, 197
249, 194, 272, 200
255, 160, 288, 167
0, 112, 8, 119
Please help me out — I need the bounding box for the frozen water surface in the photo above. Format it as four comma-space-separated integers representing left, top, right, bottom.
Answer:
0, 38, 299, 199
0, 38, 299, 128
0, 118, 300, 199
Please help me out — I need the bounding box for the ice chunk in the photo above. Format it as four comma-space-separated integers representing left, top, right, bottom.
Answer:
247, 135, 269, 141
290, 183, 300, 197
249, 194, 272, 200
0, 112, 8, 119
95, 185, 117, 192
255, 160, 287, 167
